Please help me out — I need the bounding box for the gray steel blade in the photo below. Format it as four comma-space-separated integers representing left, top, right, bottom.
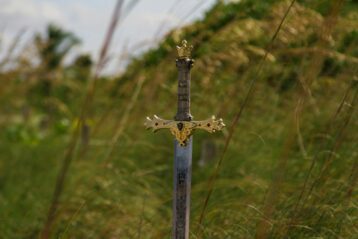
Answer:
173, 137, 193, 239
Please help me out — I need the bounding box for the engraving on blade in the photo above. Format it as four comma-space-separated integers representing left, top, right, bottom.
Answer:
176, 168, 187, 238
173, 139, 192, 239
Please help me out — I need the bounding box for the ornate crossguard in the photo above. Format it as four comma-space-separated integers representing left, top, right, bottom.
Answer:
145, 115, 225, 146
145, 40, 225, 146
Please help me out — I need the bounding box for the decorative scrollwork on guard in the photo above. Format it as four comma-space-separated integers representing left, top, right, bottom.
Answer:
145, 115, 225, 146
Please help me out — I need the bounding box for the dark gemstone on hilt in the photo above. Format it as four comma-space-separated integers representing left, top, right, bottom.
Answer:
175, 58, 194, 121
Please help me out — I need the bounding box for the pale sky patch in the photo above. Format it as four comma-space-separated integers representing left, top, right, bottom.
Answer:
0, 0, 216, 73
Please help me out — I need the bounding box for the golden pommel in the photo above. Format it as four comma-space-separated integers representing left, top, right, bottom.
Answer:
176, 40, 193, 59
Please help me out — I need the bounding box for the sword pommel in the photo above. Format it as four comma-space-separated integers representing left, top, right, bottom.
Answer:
176, 40, 193, 59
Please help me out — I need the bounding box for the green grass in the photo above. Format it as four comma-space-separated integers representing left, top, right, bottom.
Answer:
0, 0, 357, 238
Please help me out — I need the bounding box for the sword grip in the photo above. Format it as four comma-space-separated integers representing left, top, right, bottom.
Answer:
175, 58, 194, 121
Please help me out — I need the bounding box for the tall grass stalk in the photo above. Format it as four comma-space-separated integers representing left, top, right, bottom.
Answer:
282, 1, 346, 235
0, 28, 26, 70
197, 0, 297, 234
39, 1, 124, 238
103, 75, 145, 162
257, 1, 347, 237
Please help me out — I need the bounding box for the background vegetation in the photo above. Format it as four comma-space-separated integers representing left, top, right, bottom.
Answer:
0, 0, 357, 238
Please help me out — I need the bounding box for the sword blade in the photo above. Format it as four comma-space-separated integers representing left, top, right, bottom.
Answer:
173, 137, 193, 239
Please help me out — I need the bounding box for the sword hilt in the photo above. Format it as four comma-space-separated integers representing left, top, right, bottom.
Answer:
145, 40, 225, 147
175, 58, 194, 121
175, 41, 194, 121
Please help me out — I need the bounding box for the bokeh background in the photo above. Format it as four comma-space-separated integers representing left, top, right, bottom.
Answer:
0, 0, 357, 238
0, 0, 216, 73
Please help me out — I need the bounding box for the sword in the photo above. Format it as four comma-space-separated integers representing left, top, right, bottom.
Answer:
145, 40, 225, 239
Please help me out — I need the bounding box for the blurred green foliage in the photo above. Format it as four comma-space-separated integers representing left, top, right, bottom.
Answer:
0, 0, 357, 238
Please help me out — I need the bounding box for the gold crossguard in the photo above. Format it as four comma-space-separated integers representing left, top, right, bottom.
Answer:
145, 115, 225, 146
